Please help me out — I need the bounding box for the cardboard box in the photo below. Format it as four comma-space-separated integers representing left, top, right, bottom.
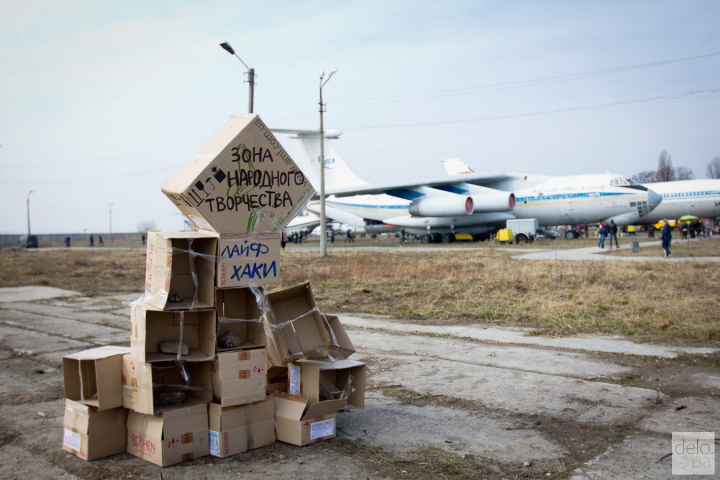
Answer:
130, 304, 216, 363
144, 231, 217, 311
127, 404, 209, 467
208, 397, 275, 458
324, 315, 356, 360
214, 287, 266, 352
63, 346, 130, 411
62, 399, 127, 461
264, 282, 331, 365
272, 391, 341, 447
290, 358, 366, 410
122, 355, 212, 415
217, 232, 281, 288
211, 350, 267, 407
267, 366, 288, 393
161, 114, 315, 234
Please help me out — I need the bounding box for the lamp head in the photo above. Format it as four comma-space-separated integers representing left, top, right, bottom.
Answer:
320, 71, 325, 80
220, 42, 235, 55
327, 68, 338, 80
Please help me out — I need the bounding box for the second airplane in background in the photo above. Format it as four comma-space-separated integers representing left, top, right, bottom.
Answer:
274, 129, 662, 242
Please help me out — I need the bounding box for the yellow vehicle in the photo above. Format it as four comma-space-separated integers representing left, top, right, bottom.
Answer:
496, 229, 513, 243
653, 219, 677, 230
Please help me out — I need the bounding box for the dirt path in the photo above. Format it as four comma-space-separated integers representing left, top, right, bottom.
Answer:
0, 287, 717, 479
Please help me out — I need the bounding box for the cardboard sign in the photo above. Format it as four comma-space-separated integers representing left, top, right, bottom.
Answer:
217, 233, 281, 288
162, 115, 316, 234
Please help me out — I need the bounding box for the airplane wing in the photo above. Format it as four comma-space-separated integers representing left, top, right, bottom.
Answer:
325, 172, 527, 197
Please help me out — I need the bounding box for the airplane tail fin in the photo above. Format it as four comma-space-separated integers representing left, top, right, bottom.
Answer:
272, 128, 368, 191
442, 158, 474, 176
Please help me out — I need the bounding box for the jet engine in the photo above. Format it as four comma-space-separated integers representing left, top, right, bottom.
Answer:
408, 195, 474, 217
470, 191, 515, 213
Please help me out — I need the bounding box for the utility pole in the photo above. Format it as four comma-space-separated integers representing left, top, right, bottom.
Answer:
109, 203, 114, 246
318, 68, 338, 257
26, 190, 34, 236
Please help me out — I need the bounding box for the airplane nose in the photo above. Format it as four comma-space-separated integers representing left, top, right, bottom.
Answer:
647, 188, 662, 210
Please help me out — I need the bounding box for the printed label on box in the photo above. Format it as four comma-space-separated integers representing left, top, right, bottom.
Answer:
289, 365, 301, 396
209, 430, 219, 456
310, 418, 335, 440
63, 428, 81, 451
188, 215, 215, 232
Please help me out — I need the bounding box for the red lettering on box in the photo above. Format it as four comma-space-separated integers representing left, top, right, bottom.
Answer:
132, 434, 156, 454
220, 263, 226, 286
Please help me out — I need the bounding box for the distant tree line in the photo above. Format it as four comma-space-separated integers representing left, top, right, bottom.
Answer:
632, 151, 720, 182
137, 220, 157, 233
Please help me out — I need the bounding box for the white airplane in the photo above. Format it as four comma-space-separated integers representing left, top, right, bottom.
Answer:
636, 180, 720, 223
446, 159, 720, 224
283, 210, 321, 235
273, 130, 662, 242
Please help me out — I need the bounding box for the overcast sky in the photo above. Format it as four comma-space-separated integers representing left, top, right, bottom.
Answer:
2, 1, 719, 234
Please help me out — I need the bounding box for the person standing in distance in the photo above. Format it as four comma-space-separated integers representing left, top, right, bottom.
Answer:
607, 220, 619, 249
661, 219, 672, 258
597, 222, 607, 249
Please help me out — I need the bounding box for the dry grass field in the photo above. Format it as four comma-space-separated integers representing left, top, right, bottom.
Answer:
1, 244, 718, 346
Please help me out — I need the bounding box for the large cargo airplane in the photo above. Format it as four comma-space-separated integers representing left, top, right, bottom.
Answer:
273, 130, 662, 242
446, 159, 720, 224
635, 180, 720, 223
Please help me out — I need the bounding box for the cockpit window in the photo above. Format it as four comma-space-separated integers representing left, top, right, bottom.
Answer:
611, 176, 633, 186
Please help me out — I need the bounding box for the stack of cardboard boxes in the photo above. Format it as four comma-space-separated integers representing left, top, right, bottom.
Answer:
60, 114, 366, 468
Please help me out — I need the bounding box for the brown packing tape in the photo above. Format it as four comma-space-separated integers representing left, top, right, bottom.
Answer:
238, 370, 250, 379
181, 432, 194, 444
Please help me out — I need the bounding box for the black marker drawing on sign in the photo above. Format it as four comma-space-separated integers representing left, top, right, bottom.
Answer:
212, 166, 226, 183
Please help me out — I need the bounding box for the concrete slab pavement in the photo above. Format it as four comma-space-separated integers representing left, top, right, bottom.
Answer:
0, 286, 717, 479
339, 314, 720, 358
513, 239, 720, 262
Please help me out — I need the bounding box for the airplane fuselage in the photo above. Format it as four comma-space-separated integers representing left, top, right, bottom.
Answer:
323, 173, 659, 234
513, 174, 655, 226
638, 180, 720, 223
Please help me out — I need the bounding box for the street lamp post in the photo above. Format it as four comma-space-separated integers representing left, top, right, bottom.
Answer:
26, 190, 34, 236
219, 42, 255, 113
319, 68, 338, 258
109, 203, 114, 246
